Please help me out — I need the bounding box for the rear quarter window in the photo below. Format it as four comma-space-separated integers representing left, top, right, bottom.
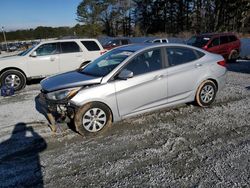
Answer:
81, 41, 100, 51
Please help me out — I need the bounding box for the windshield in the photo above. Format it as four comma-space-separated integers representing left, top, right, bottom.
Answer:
81, 49, 134, 77
188, 36, 211, 47
18, 45, 37, 56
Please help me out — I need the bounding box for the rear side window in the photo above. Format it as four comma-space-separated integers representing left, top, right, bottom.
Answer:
154, 40, 161, 43
228, 35, 237, 42
166, 47, 198, 66
36, 43, 59, 56
81, 41, 100, 51
220, 36, 229, 44
60, 42, 80, 53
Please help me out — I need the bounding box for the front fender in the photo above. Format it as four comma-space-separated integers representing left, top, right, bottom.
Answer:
70, 83, 121, 122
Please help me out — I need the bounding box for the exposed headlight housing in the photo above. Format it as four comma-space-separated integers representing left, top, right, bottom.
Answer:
46, 87, 81, 101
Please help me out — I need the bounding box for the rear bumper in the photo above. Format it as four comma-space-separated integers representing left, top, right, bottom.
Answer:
217, 71, 227, 92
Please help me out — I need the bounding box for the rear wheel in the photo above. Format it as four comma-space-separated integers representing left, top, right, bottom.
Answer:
74, 102, 112, 136
195, 80, 217, 107
0, 69, 26, 91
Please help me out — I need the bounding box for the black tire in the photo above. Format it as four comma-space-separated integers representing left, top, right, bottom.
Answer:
228, 50, 239, 62
195, 80, 217, 107
74, 102, 112, 136
0, 69, 26, 91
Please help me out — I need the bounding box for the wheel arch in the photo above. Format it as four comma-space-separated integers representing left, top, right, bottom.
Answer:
0, 67, 27, 79
206, 78, 218, 91
193, 77, 218, 101
79, 101, 114, 122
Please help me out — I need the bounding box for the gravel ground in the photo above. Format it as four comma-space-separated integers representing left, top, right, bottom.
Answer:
0, 60, 249, 187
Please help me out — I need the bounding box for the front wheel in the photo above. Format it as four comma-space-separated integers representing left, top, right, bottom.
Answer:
0, 69, 26, 91
195, 80, 217, 107
74, 102, 112, 136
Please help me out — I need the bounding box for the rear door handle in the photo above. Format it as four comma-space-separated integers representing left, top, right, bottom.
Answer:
195, 63, 202, 68
154, 75, 164, 80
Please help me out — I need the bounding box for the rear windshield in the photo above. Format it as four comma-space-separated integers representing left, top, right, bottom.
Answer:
188, 36, 211, 48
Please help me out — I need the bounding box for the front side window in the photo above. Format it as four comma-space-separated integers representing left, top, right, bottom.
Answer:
60, 42, 80, 53
208, 37, 220, 48
123, 48, 163, 76
36, 43, 58, 56
81, 49, 134, 77
121, 40, 129, 45
166, 47, 198, 66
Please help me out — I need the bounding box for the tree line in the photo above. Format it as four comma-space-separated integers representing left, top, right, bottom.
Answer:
1, 0, 250, 42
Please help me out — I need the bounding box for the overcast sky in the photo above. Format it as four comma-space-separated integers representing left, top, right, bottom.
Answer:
0, 0, 82, 31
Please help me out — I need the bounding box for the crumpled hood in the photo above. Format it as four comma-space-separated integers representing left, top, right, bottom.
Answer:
41, 71, 102, 92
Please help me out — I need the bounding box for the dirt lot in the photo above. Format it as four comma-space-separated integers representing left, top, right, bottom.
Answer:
0, 61, 249, 187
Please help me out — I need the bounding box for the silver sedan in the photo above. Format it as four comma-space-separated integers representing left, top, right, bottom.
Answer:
39, 43, 227, 135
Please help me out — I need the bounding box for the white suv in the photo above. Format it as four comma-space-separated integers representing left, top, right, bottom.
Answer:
0, 39, 104, 91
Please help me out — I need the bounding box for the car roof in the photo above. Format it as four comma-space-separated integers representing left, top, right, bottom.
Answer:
40, 38, 99, 44
116, 43, 204, 52
197, 33, 236, 38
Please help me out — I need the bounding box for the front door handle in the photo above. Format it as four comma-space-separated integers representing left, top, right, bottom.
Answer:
50, 57, 56, 61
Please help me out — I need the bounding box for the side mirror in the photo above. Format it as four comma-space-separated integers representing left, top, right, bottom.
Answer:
30, 51, 37, 57
78, 60, 91, 70
118, 69, 133, 80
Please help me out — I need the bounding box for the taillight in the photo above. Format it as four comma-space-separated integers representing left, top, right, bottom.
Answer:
100, 50, 107, 55
217, 60, 227, 67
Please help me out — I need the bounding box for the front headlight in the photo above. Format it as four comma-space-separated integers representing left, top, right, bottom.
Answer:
46, 87, 81, 101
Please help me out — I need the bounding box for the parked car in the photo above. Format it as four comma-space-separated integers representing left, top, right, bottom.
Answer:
187, 33, 241, 60
145, 38, 185, 44
103, 38, 131, 50
38, 43, 227, 136
0, 39, 104, 91
145, 38, 169, 43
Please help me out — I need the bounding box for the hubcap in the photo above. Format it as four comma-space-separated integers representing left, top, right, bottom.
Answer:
4, 74, 21, 88
82, 108, 107, 132
200, 85, 215, 103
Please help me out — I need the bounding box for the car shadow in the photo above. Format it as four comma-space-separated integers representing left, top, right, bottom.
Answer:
0, 123, 47, 187
227, 60, 250, 74
246, 86, 250, 90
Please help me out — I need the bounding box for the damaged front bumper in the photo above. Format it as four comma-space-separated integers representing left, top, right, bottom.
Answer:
37, 93, 77, 131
